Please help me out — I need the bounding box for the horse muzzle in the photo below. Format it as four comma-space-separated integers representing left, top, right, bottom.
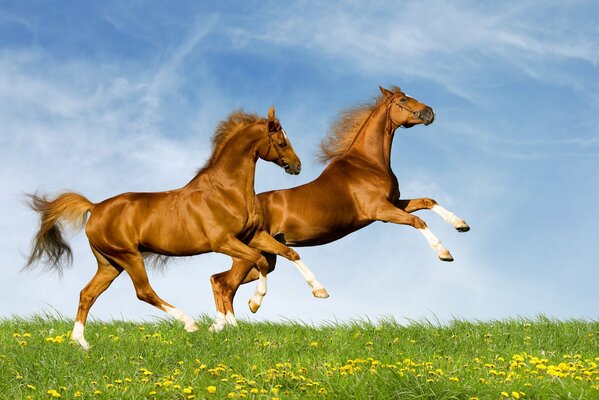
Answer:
414, 107, 435, 125
283, 161, 301, 175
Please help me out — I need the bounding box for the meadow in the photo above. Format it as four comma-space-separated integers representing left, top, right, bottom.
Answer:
1, 315, 597, 399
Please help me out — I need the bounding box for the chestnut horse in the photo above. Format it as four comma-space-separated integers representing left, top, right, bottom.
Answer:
25, 107, 326, 349
209, 87, 470, 329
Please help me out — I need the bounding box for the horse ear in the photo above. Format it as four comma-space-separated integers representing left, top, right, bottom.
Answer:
267, 105, 276, 122
379, 86, 393, 97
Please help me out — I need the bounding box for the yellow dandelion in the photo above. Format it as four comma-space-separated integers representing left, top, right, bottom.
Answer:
183, 387, 193, 394
206, 386, 217, 394
227, 393, 235, 398
512, 392, 521, 399
74, 391, 83, 397
47, 390, 61, 398
149, 390, 156, 395
187, 396, 195, 400
500, 392, 509, 398
94, 390, 102, 395
311, 341, 319, 347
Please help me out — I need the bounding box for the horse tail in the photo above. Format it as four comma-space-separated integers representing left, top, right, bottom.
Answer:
25, 192, 95, 275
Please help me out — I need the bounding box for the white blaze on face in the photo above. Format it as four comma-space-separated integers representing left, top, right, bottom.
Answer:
281, 129, 288, 139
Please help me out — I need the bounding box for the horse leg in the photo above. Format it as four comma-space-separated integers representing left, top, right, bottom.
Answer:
375, 201, 454, 261
114, 252, 199, 332
71, 247, 122, 350
213, 236, 271, 322
396, 198, 470, 232
248, 230, 329, 298
209, 258, 253, 332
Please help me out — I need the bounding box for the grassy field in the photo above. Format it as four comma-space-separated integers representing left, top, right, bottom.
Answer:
1, 316, 598, 399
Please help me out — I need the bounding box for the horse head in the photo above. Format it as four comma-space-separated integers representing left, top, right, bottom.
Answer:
259, 106, 302, 175
380, 86, 435, 128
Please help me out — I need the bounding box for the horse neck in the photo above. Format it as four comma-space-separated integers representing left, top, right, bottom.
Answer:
188, 124, 263, 197
344, 103, 394, 168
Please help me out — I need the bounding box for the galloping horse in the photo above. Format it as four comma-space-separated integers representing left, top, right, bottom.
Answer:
209, 87, 470, 328
26, 107, 327, 348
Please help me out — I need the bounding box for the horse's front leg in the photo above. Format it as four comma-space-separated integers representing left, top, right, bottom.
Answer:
249, 231, 329, 301
396, 198, 470, 232
374, 202, 454, 261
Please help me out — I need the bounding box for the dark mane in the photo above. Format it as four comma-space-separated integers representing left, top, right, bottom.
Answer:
196, 109, 265, 174
318, 86, 401, 163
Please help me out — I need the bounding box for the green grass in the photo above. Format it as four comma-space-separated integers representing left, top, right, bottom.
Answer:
1, 315, 598, 399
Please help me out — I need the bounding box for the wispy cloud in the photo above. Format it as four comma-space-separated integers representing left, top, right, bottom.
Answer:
222, 1, 599, 101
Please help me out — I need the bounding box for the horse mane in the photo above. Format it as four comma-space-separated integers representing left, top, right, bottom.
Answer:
317, 86, 401, 163
196, 109, 265, 174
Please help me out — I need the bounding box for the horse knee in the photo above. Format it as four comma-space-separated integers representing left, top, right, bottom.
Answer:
413, 216, 427, 230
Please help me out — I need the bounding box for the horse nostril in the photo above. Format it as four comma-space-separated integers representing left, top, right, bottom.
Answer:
414, 111, 421, 118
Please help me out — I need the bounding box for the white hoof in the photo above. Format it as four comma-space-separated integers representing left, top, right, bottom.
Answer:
438, 249, 454, 262
185, 322, 200, 332
312, 288, 330, 298
208, 323, 225, 333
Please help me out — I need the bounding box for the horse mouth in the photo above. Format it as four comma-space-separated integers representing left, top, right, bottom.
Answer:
283, 163, 301, 175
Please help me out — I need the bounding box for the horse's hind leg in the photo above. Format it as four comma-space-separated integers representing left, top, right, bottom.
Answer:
71, 247, 122, 350
113, 252, 199, 333
249, 230, 328, 299
396, 198, 470, 232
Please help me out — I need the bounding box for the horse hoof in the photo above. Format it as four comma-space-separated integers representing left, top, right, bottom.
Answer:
312, 288, 330, 298
208, 323, 224, 333
185, 322, 200, 333
438, 250, 454, 262
455, 221, 470, 232
248, 300, 260, 314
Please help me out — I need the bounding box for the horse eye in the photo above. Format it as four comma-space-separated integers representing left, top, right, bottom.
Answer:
279, 142, 287, 148
399, 97, 407, 103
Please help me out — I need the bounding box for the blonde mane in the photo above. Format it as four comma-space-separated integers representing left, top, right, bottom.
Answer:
318, 87, 401, 163
198, 110, 265, 173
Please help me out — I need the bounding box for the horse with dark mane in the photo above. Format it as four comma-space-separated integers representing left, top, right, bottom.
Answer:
209, 87, 470, 329
25, 106, 326, 348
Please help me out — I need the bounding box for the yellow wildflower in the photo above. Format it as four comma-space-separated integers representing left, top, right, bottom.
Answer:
47, 390, 61, 398
206, 386, 217, 394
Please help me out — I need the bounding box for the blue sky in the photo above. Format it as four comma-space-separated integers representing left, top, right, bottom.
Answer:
1, 1, 598, 325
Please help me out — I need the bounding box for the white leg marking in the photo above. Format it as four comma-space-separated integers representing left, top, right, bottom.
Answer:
208, 311, 226, 333
250, 273, 267, 307
71, 321, 90, 350
165, 306, 199, 332
431, 205, 460, 225
293, 260, 329, 297
225, 312, 238, 327
419, 227, 453, 260
419, 227, 445, 252
432, 205, 469, 230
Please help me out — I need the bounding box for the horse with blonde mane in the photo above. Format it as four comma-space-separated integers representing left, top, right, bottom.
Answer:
25, 106, 327, 348
209, 87, 470, 329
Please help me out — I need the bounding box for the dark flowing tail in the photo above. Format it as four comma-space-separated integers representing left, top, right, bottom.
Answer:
25, 192, 95, 274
